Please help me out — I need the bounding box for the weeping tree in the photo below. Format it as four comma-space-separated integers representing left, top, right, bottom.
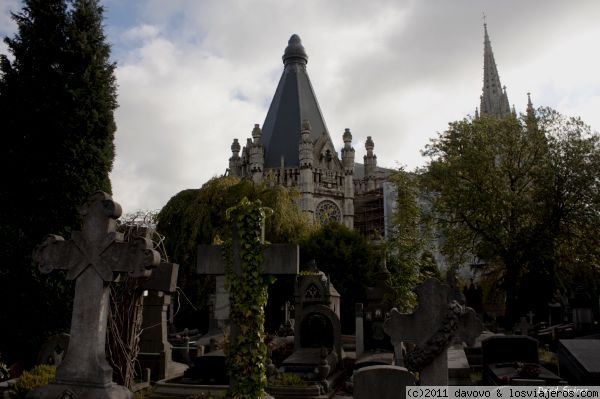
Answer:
156, 176, 313, 332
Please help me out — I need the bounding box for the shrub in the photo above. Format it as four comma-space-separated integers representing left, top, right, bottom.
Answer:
10, 364, 56, 399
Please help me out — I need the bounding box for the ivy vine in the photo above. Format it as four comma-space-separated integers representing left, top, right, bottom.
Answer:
222, 197, 273, 399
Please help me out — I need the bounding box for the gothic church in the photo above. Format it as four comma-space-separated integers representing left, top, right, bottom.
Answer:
227, 34, 391, 232
227, 25, 531, 236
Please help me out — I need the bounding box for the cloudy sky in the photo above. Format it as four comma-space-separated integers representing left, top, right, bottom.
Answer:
2, 1, 599, 214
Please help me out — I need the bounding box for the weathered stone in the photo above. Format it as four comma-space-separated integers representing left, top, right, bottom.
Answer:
36, 333, 70, 367
558, 339, 600, 384
481, 335, 564, 385
28, 191, 159, 399
354, 365, 414, 399
197, 242, 299, 331
193, 222, 299, 390
282, 262, 342, 380
383, 278, 482, 386
138, 262, 187, 381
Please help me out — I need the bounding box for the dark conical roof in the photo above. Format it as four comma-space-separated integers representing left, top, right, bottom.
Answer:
261, 34, 331, 168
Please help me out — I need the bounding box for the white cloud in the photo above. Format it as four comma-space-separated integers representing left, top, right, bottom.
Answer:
3, 0, 600, 213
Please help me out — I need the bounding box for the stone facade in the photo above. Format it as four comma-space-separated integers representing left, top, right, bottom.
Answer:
227, 35, 391, 231
228, 25, 521, 238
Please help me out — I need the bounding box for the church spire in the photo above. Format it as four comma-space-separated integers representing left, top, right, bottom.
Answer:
260, 34, 331, 168
480, 23, 511, 118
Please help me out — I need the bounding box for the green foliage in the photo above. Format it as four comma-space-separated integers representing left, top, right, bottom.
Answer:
0, 0, 117, 365
222, 198, 272, 398
0, 359, 9, 381
156, 176, 312, 331
421, 110, 600, 324
10, 364, 56, 399
300, 222, 379, 332
385, 168, 439, 311
269, 372, 307, 386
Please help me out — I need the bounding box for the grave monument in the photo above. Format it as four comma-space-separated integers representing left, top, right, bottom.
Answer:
29, 191, 160, 399
384, 278, 482, 385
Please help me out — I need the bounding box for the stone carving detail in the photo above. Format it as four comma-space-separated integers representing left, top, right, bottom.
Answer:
305, 283, 321, 299
404, 301, 463, 372
315, 200, 341, 224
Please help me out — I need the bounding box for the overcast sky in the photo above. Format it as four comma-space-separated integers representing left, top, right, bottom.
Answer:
2, 1, 599, 214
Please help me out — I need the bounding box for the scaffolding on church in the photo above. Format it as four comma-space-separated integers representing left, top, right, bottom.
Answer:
354, 187, 385, 240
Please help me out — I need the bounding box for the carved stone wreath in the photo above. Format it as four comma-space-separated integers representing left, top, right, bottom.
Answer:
404, 301, 463, 372
315, 200, 341, 225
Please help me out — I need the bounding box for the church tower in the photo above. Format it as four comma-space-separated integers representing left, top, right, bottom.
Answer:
228, 35, 359, 229
479, 23, 511, 118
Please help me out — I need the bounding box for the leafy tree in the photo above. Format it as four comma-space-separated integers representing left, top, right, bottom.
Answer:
300, 222, 379, 333
385, 168, 440, 311
156, 176, 313, 332
0, 0, 117, 365
421, 110, 600, 325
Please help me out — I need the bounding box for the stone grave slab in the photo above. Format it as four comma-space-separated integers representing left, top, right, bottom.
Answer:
354, 352, 394, 371
448, 345, 471, 385
558, 339, 600, 384
353, 365, 415, 399
481, 336, 564, 385
184, 350, 228, 385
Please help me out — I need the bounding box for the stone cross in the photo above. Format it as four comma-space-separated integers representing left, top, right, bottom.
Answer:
515, 316, 531, 336
139, 262, 185, 381
527, 310, 535, 325
196, 221, 299, 390
384, 278, 482, 386
197, 236, 299, 333
30, 191, 159, 399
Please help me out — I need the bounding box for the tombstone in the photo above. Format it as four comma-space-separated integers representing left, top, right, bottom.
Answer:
383, 278, 483, 386
28, 191, 160, 399
138, 262, 188, 381
558, 339, 600, 384
481, 335, 564, 385
353, 365, 415, 399
185, 350, 228, 385
571, 286, 593, 331
197, 240, 299, 334
36, 333, 70, 367
355, 304, 365, 359
195, 222, 299, 387
515, 317, 531, 335
281, 261, 342, 382
526, 310, 535, 325
358, 259, 395, 356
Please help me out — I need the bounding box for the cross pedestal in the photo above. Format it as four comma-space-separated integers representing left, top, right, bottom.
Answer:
384, 278, 482, 386
29, 191, 160, 399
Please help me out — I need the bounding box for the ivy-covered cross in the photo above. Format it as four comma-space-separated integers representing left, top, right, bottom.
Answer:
197, 198, 299, 398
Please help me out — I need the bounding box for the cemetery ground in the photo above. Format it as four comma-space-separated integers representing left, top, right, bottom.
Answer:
0, 193, 599, 399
